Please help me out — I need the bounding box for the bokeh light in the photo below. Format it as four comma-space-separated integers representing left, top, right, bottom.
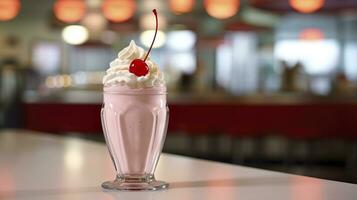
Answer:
290, 0, 325, 13
102, 0, 136, 22
45, 75, 72, 88
62, 25, 89, 45
0, 0, 21, 21
54, 0, 86, 23
167, 30, 196, 51
140, 12, 167, 30
169, 0, 195, 14
204, 0, 239, 19
81, 12, 107, 33
140, 30, 166, 48
299, 28, 324, 41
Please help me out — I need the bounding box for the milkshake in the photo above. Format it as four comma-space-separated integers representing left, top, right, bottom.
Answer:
101, 10, 169, 190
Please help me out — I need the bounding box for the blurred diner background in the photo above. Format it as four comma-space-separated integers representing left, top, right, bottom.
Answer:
1, 0, 357, 183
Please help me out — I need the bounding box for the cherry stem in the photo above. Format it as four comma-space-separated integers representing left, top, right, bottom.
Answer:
143, 9, 158, 62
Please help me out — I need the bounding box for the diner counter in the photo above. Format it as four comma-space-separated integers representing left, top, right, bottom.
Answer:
1, 130, 357, 200
23, 89, 357, 105
22, 90, 357, 138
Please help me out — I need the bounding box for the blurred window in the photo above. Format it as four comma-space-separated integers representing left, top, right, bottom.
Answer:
216, 32, 259, 94
67, 45, 115, 73
32, 41, 61, 74
275, 39, 339, 75
168, 52, 196, 74
216, 42, 233, 89
345, 42, 357, 80
344, 17, 357, 81
166, 30, 197, 74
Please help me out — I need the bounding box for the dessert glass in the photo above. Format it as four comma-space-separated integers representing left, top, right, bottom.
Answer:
101, 85, 169, 190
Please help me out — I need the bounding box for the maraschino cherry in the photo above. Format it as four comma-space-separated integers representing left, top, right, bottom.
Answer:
129, 9, 158, 77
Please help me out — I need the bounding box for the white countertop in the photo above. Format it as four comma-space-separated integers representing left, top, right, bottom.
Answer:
1, 130, 356, 200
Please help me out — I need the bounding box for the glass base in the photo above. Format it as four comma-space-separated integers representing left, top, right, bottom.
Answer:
102, 175, 169, 191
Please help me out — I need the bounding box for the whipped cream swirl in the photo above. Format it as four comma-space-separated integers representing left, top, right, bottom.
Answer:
103, 40, 165, 88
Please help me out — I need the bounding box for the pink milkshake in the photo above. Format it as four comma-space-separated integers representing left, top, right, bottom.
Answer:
101, 10, 168, 190
101, 86, 168, 190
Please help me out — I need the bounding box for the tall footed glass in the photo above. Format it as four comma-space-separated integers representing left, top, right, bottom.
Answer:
101, 85, 169, 190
